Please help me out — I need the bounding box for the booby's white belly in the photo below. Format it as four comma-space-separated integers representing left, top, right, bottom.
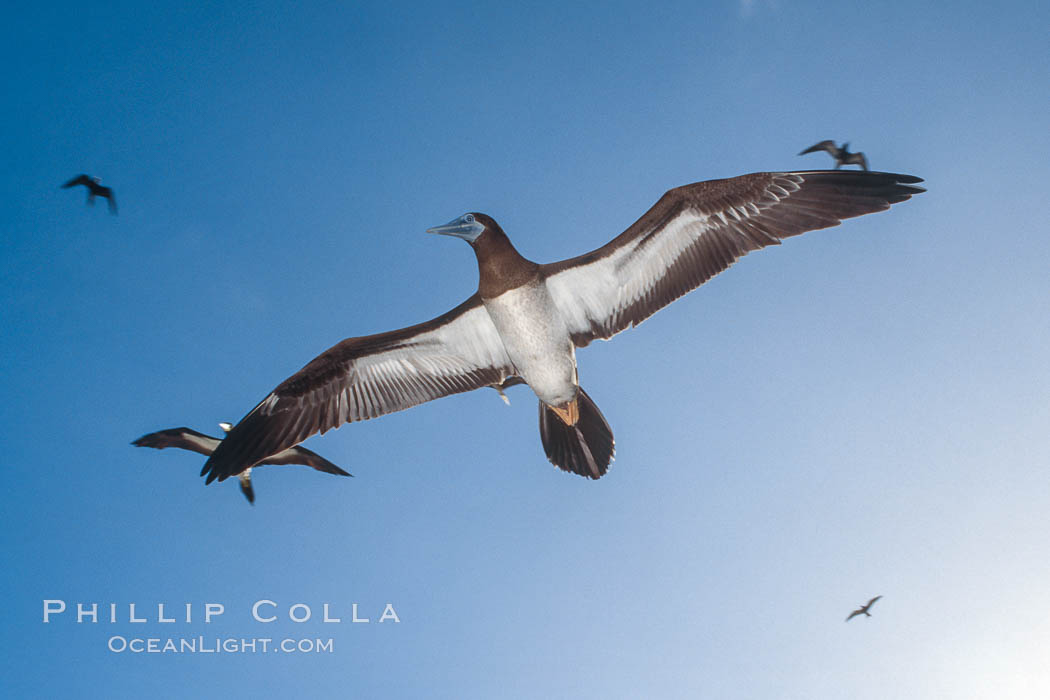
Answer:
483, 281, 577, 406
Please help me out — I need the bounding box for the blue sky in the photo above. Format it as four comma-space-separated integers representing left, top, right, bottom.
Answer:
2, 1, 1048, 698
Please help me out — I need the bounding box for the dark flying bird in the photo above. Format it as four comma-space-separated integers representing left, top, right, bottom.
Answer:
61, 174, 117, 214
798, 141, 869, 171
133, 422, 351, 504
200, 169, 923, 484
845, 595, 883, 622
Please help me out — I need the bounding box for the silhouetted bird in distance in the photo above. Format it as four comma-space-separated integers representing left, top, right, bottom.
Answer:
132, 422, 351, 504
798, 141, 869, 171
61, 174, 117, 214
845, 595, 882, 622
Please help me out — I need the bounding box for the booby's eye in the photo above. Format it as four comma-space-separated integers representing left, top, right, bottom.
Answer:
465, 214, 475, 223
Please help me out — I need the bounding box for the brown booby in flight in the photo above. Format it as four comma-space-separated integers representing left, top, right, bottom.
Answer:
61, 174, 117, 214
845, 595, 883, 622
798, 141, 869, 171
199, 169, 923, 484
133, 422, 351, 503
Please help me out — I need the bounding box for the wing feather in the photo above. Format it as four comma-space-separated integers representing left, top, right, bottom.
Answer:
544, 170, 924, 347
260, 445, 352, 476
799, 140, 838, 156
201, 294, 515, 482
132, 427, 222, 456
61, 174, 92, 188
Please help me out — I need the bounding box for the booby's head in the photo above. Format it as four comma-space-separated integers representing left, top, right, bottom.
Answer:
218, 422, 233, 434
426, 212, 502, 246
426, 212, 530, 294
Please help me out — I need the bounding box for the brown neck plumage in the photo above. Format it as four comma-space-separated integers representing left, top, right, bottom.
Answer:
473, 226, 540, 299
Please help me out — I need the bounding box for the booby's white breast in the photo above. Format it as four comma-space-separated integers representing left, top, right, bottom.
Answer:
483, 280, 577, 406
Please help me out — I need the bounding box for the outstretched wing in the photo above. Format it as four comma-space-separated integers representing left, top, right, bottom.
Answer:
260, 445, 352, 476
798, 140, 838, 156
132, 427, 222, 457
866, 595, 882, 608
544, 170, 924, 347
845, 609, 862, 622
201, 294, 515, 483
62, 174, 93, 189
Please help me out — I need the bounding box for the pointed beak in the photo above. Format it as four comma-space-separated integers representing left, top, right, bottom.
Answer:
426, 215, 484, 243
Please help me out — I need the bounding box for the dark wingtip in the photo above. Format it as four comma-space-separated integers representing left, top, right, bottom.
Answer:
202, 456, 235, 482
800, 170, 926, 200
132, 434, 161, 448
888, 172, 924, 185
201, 454, 228, 482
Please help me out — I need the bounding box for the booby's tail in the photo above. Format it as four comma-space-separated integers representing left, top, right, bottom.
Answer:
238, 469, 256, 504
538, 387, 615, 479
